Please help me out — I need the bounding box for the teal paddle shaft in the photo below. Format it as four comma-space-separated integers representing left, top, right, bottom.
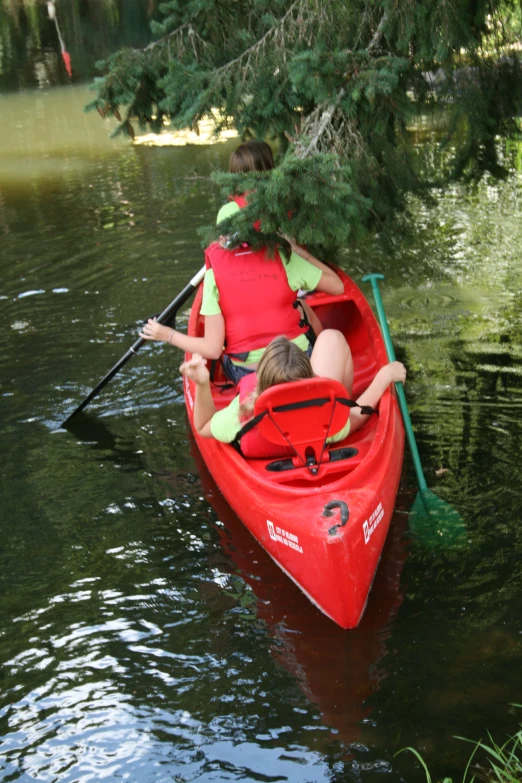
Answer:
362, 273, 428, 494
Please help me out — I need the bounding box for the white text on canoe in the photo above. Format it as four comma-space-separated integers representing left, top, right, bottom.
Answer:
267, 520, 304, 554
363, 502, 384, 544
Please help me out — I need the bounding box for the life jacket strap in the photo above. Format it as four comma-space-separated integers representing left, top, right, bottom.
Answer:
209, 358, 236, 392
231, 411, 268, 455
231, 395, 378, 468
293, 299, 317, 347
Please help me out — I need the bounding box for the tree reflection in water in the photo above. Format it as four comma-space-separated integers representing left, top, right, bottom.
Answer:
190, 437, 410, 748
0, 0, 159, 91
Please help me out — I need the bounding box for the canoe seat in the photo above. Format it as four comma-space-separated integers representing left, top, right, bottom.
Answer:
245, 429, 373, 486
246, 377, 360, 474
264, 445, 359, 473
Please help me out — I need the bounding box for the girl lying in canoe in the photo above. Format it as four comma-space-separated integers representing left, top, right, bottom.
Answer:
181, 332, 406, 454
140, 140, 340, 384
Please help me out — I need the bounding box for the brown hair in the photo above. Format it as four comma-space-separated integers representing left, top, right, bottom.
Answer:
240, 336, 314, 417
229, 140, 275, 173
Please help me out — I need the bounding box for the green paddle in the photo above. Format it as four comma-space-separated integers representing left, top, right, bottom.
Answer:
362, 273, 466, 547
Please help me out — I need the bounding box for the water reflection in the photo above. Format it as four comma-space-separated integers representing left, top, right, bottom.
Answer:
0, 85, 128, 184
1, 36, 522, 783
0, 0, 159, 91
0, 434, 358, 782
191, 439, 411, 745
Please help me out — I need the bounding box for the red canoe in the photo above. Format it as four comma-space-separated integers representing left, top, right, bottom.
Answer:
184, 268, 405, 629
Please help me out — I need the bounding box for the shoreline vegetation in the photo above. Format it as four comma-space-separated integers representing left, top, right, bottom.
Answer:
133, 113, 238, 147
398, 714, 522, 783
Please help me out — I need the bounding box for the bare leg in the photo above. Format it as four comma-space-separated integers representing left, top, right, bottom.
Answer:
310, 329, 354, 394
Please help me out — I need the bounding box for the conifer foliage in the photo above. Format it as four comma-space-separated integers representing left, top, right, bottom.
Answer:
88, 0, 522, 247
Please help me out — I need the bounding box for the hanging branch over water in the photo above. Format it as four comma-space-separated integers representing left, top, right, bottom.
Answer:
294, 10, 389, 160
87, 0, 522, 248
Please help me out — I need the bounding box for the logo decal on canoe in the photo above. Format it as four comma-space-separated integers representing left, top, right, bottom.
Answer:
267, 520, 303, 554
363, 501, 384, 544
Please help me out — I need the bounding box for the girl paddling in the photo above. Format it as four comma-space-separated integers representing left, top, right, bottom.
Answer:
140, 140, 341, 383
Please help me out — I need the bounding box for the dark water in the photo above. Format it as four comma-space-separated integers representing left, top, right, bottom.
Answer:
2, 10, 522, 781
0, 0, 159, 91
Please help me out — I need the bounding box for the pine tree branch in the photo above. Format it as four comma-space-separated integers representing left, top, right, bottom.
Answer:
211, 0, 326, 80
144, 23, 189, 52
294, 10, 389, 159
138, 22, 207, 61
368, 9, 389, 53
214, 0, 299, 75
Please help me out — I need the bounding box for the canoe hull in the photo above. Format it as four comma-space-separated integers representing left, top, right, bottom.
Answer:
184, 270, 405, 628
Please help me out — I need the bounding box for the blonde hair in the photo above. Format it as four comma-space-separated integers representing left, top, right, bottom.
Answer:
229, 140, 274, 173
240, 336, 314, 417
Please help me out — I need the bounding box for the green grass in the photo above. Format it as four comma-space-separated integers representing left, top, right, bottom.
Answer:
397, 710, 522, 783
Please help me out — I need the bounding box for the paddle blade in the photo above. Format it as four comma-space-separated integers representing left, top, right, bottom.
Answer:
409, 489, 467, 548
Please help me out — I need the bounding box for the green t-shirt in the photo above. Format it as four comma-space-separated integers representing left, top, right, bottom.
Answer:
216, 201, 240, 225
210, 393, 351, 445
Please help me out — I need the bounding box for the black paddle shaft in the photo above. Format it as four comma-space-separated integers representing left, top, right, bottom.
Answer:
60, 266, 206, 427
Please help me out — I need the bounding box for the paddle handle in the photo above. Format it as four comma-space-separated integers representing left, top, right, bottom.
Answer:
362, 273, 428, 493
61, 266, 206, 426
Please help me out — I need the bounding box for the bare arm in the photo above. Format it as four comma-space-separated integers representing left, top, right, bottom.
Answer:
180, 354, 216, 437
349, 362, 407, 435
288, 239, 344, 296
140, 313, 225, 360
194, 382, 216, 437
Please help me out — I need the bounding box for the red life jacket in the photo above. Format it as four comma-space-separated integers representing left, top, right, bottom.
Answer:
232, 194, 248, 209
204, 241, 307, 358
237, 373, 295, 458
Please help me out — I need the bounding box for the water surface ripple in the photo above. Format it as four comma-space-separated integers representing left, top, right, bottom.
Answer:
1, 83, 522, 783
